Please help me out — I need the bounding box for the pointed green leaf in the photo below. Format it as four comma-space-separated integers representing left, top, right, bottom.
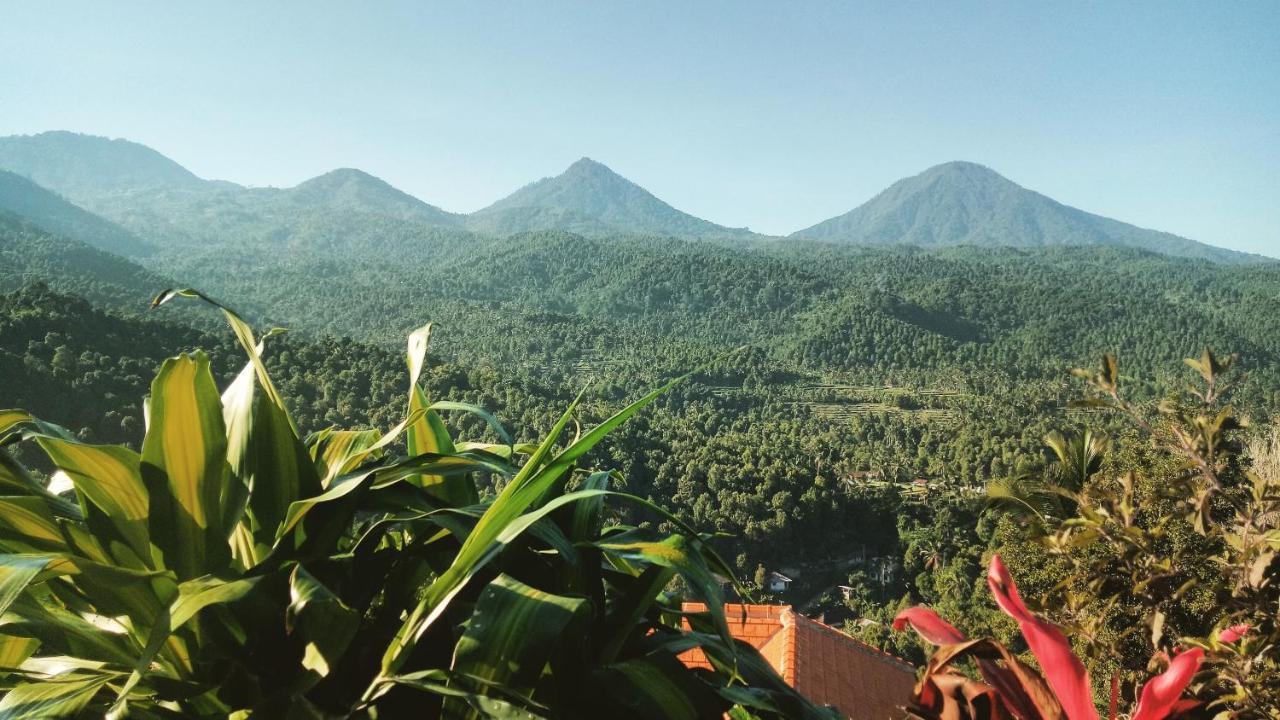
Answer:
287, 566, 358, 679
450, 573, 586, 706
0, 674, 113, 719
141, 352, 230, 580
406, 324, 476, 505
30, 438, 151, 567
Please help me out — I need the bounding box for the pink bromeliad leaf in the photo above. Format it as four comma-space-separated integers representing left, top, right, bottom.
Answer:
1131, 648, 1204, 720
892, 606, 966, 645
1217, 624, 1251, 643
987, 554, 1100, 720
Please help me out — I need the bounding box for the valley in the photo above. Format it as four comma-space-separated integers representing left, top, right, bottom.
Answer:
1, 130, 1278, 670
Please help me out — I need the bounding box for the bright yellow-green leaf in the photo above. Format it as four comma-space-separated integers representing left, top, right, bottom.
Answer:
141, 352, 230, 580
0, 633, 39, 672
406, 324, 475, 505
31, 438, 151, 568
449, 573, 585, 714
0, 497, 65, 552
0, 674, 113, 719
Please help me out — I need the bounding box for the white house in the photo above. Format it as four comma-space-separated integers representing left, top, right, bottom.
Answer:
766, 571, 793, 593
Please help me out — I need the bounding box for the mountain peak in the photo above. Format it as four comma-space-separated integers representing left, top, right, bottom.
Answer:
468, 158, 749, 239
0, 131, 203, 199
926, 160, 999, 173
916, 161, 1020, 188
294, 167, 388, 191
289, 167, 458, 224
791, 162, 1255, 263
564, 157, 616, 176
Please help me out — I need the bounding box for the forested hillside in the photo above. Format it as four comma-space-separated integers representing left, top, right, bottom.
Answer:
5, 232, 1279, 605
2, 131, 1278, 693
792, 161, 1262, 263
0, 170, 153, 256
0, 212, 170, 306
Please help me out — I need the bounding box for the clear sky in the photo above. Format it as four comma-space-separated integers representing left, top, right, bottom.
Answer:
1, 1, 1276, 255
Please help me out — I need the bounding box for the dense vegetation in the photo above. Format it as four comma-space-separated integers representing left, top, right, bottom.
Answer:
1, 131, 1278, 715
894, 352, 1279, 717
0, 292, 836, 718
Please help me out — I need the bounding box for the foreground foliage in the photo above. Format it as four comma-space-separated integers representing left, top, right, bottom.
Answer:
0, 290, 835, 719
952, 351, 1278, 717
893, 555, 1206, 720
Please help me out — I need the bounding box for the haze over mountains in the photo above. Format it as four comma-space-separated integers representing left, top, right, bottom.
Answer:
0, 130, 203, 197
466, 157, 753, 239
790, 162, 1249, 263
0, 170, 154, 256
0, 130, 1264, 262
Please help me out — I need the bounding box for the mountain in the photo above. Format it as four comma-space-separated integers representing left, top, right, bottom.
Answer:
285, 168, 462, 226
1, 133, 1262, 262
468, 157, 754, 239
0, 210, 171, 307
0, 131, 205, 199
791, 161, 1260, 263
0, 170, 154, 256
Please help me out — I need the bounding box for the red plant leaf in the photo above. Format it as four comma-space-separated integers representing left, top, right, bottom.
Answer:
910, 635, 1064, 720
1217, 624, 1251, 643
987, 555, 1098, 720
894, 606, 967, 645
1131, 648, 1203, 720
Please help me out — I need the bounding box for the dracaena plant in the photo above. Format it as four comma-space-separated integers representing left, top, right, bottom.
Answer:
893, 555, 1209, 720
0, 290, 836, 719
969, 351, 1278, 718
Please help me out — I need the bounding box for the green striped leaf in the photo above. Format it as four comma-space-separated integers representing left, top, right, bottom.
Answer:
277, 450, 513, 542
449, 574, 586, 709
222, 351, 318, 549
0, 411, 32, 437
0, 633, 39, 673
385, 670, 547, 719
30, 438, 151, 568
141, 352, 230, 580
0, 674, 113, 719
0, 556, 54, 617
310, 428, 380, 486
379, 364, 703, 681
151, 289, 290, 416
0, 497, 65, 552
287, 565, 358, 679
169, 575, 261, 629
153, 290, 317, 544
309, 407, 427, 487
0, 416, 82, 517
589, 654, 724, 720
406, 324, 476, 505
428, 401, 513, 446
7, 594, 137, 668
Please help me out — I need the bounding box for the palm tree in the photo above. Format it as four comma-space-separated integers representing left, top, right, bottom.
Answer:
985, 429, 1108, 525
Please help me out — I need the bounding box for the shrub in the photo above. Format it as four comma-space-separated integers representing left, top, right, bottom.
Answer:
0, 290, 836, 719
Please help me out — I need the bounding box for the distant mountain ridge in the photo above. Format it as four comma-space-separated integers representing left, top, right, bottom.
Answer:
0, 210, 171, 307
0, 131, 1264, 262
288, 168, 462, 226
0, 170, 153, 256
0, 131, 204, 199
792, 161, 1259, 263
467, 157, 754, 239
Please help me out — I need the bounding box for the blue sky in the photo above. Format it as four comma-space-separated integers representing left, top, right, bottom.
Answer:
1, 1, 1276, 255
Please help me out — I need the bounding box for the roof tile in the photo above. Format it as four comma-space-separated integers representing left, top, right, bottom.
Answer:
678, 603, 915, 719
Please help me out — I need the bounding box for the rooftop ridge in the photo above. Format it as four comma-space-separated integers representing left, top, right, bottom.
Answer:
677, 602, 916, 717
786, 608, 915, 670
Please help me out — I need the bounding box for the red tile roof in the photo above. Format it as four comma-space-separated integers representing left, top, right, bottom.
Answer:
679, 603, 916, 720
